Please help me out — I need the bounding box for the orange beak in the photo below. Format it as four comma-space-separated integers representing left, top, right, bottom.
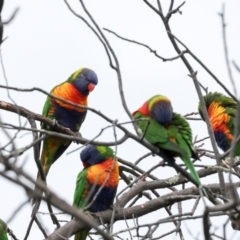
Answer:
88, 83, 95, 92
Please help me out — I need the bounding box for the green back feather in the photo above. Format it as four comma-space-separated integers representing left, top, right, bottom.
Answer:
74, 229, 90, 240
170, 113, 196, 158
133, 111, 188, 157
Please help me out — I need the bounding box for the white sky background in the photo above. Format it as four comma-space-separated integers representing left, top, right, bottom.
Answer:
1, 0, 240, 239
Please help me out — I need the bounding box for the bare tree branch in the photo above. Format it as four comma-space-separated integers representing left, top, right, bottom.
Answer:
103, 28, 187, 62
218, 4, 237, 96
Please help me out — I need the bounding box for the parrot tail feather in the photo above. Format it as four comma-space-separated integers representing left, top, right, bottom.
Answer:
201, 186, 209, 199
32, 171, 45, 206
75, 229, 90, 240
182, 156, 209, 199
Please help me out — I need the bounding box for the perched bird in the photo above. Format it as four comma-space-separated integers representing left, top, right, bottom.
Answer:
198, 91, 240, 175
133, 95, 207, 197
198, 93, 240, 229
198, 92, 239, 156
73, 145, 119, 240
0, 219, 8, 240
33, 68, 98, 205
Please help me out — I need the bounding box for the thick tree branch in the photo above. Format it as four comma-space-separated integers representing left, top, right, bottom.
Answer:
46, 182, 240, 240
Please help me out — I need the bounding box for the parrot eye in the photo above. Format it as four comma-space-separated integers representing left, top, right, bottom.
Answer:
82, 75, 88, 82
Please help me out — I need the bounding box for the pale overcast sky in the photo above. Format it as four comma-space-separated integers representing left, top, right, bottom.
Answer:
1, 1, 240, 239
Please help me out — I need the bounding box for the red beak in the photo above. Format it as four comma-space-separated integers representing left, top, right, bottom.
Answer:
88, 83, 95, 92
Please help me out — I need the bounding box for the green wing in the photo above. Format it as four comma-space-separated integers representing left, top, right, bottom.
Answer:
227, 110, 236, 135
42, 96, 52, 119
169, 113, 197, 158
41, 87, 57, 129
0, 219, 8, 240
134, 111, 207, 196
38, 88, 56, 160
229, 117, 240, 156
169, 113, 202, 186
133, 111, 187, 156
225, 108, 240, 156
73, 168, 90, 240
73, 168, 88, 209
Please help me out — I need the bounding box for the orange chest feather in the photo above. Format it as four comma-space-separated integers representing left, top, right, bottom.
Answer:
51, 83, 87, 112
87, 159, 119, 187
208, 102, 233, 140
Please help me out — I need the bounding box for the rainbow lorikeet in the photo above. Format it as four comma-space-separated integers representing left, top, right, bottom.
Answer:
73, 144, 119, 240
198, 92, 239, 156
133, 95, 208, 197
0, 219, 8, 240
33, 68, 98, 204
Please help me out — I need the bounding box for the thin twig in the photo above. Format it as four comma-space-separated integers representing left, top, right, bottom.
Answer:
165, 31, 238, 102
103, 28, 187, 62
218, 4, 237, 96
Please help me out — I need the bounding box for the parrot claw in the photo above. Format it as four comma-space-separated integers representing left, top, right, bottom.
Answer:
161, 159, 168, 167
73, 132, 82, 144
75, 132, 82, 138
52, 119, 58, 126
128, 174, 134, 181
222, 157, 240, 174
85, 211, 96, 218
72, 211, 96, 220
222, 160, 232, 170
52, 119, 71, 133
108, 205, 115, 210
